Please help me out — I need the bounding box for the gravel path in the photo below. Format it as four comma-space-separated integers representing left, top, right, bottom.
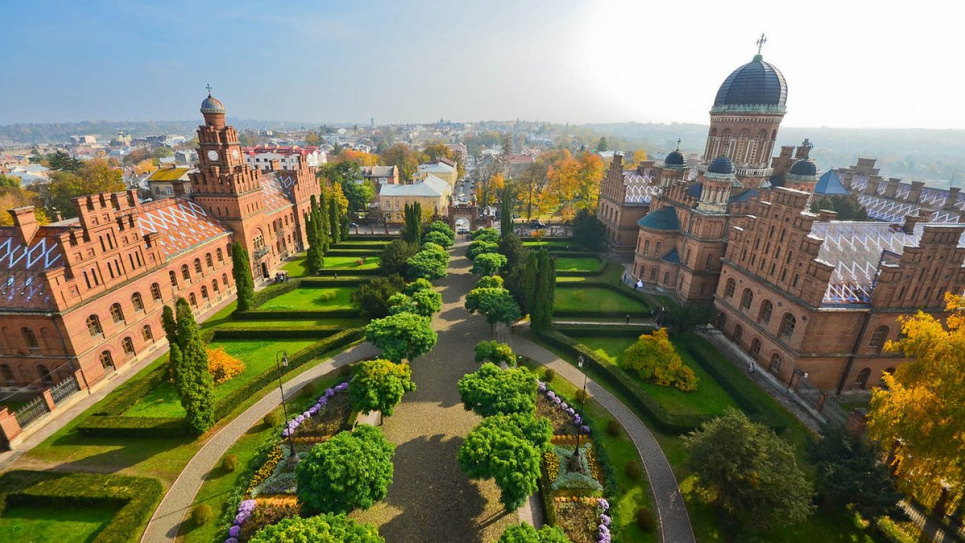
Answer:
140, 341, 380, 543
350, 241, 519, 542
510, 335, 697, 543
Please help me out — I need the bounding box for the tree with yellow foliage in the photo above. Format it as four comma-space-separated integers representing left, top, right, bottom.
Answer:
867, 293, 965, 505
621, 328, 698, 391
207, 346, 245, 384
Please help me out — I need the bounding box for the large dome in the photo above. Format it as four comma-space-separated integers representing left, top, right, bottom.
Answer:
707, 156, 735, 175
201, 93, 225, 115
712, 55, 787, 110
788, 158, 818, 178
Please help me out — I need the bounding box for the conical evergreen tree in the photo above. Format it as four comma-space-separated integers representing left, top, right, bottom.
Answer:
231, 242, 255, 311
168, 297, 215, 435
328, 189, 341, 244
305, 195, 324, 273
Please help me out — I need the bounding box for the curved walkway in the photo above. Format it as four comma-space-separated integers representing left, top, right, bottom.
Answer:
510, 334, 696, 543
140, 341, 380, 543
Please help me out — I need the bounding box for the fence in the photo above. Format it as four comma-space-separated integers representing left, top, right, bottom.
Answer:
797, 375, 848, 426
14, 395, 50, 428
50, 375, 81, 405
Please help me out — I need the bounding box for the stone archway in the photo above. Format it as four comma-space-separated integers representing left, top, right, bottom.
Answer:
448, 203, 485, 233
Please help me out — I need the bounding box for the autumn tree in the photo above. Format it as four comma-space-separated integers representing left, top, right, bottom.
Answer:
349, 359, 416, 417
381, 143, 419, 181
364, 312, 438, 363
318, 162, 372, 212
47, 159, 125, 218
0, 180, 47, 227
867, 293, 965, 502
421, 141, 465, 178
622, 328, 698, 391
517, 161, 549, 220
231, 242, 255, 312
685, 408, 815, 532
458, 363, 538, 417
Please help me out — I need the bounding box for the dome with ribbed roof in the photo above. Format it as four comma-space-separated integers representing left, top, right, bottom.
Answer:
712, 55, 787, 112
665, 149, 685, 167
201, 93, 225, 115
788, 158, 817, 177
707, 156, 735, 175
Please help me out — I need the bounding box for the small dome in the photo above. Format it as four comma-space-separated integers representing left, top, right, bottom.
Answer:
664, 150, 685, 167
201, 94, 225, 115
707, 156, 735, 175
713, 55, 787, 110
788, 158, 818, 177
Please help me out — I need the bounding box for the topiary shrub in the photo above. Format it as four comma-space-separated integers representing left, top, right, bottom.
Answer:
606, 419, 622, 437
192, 504, 213, 526
574, 389, 588, 403
636, 506, 656, 532
264, 411, 284, 428
222, 454, 239, 473
625, 460, 643, 480
543, 368, 555, 383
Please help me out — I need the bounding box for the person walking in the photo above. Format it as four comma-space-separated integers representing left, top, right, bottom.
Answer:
625, 314, 631, 325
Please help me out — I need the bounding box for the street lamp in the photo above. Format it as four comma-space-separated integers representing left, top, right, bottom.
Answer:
568, 355, 589, 473
276, 350, 295, 455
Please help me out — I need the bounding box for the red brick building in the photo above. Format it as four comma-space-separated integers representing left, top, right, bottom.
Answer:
0, 92, 319, 393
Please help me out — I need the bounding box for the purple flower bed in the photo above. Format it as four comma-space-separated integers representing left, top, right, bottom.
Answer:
226, 499, 257, 543
537, 379, 587, 435
597, 499, 611, 543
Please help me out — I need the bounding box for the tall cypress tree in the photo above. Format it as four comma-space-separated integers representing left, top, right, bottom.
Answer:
319, 191, 331, 252
170, 297, 215, 435
306, 195, 324, 273
328, 190, 341, 244
531, 249, 555, 331
500, 187, 514, 239
231, 242, 255, 312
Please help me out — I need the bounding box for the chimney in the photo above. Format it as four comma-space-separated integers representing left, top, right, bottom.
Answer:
944, 187, 961, 210
817, 208, 838, 222
864, 177, 881, 196
10, 206, 39, 244
883, 178, 900, 198
917, 207, 935, 223
907, 181, 925, 203
902, 213, 919, 234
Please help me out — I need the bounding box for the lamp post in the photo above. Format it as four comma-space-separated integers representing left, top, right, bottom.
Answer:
276, 350, 295, 455
568, 355, 589, 473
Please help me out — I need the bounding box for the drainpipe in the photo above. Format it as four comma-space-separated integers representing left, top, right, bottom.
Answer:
836, 309, 871, 395
52, 315, 90, 394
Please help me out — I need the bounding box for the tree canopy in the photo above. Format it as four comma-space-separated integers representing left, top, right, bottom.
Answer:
571, 208, 607, 251
349, 359, 416, 417
474, 340, 515, 366
365, 311, 438, 363
497, 524, 571, 543
470, 228, 500, 243
405, 243, 448, 281
167, 298, 215, 435
231, 242, 255, 312
47, 159, 125, 218
247, 513, 384, 543
296, 425, 395, 515
622, 328, 698, 391
465, 286, 521, 332
458, 416, 541, 510
467, 240, 500, 261
458, 362, 538, 417
352, 274, 407, 319
684, 408, 814, 531
471, 252, 507, 276
379, 240, 419, 277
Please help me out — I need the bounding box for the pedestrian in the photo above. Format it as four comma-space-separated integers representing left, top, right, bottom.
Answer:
748, 362, 755, 374
334, 272, 338, 280
625, 314, 630, 325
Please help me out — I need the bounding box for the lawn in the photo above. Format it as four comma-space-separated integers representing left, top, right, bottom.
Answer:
522, 240, 573, 248
322, 255, 380, 270
123, 338, 319, 418
576, 335, 739, 417
553, 257, 604, 273
215, 317, 364, 330
555, 287, 649, 313
257, 287, 355, 311
0, 501, 119, 543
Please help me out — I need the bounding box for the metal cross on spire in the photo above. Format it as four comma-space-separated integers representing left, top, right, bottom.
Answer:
756, 33, 767, 55
676, 138, 682, 150
205, 83, 212, 96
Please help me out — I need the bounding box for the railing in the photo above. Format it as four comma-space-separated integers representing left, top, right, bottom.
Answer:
14, 395, 50, 428
50, 376, 81, 404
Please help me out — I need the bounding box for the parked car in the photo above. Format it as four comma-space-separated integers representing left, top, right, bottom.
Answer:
530, 220, 546, 228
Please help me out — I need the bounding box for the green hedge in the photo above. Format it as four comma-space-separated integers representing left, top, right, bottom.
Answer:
251, 279, 304, 308
299, 278, 365, 288
345, 235, 397, 241
332, 243, 391, 250
0, 470, 163, 543
323, 249, 383, 257
555, 325, 654, 337
233, 309, 362, 320
555, 309, 652, 319
77, 415, 188, 438
314, 268, 381, 277
211, 328, 339, 341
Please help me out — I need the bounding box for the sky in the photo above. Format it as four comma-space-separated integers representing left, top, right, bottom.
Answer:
2, 0, 964, 129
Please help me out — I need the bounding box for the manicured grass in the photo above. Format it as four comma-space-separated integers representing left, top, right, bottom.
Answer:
522, 240, 573, 248
322, 255, 380, 270
555, 287, 649, 313
281, 256, 310, 278
123, 339, 319, 418
0, 501, 119, 542
553, 257, 604, 273
215, 318, 364, 330
577, 335, 739, 417
257, 287, 355, 311
180, 373, 346, 543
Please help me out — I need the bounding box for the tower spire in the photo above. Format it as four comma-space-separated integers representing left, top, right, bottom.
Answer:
205, 83, 212, 97
755, 33, 767, 59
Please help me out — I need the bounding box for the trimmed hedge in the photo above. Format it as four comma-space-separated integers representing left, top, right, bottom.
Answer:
345, 235, 397, 241
555, 258, 607, 278
332, 243, 391, 250
211, 328, 339, 340
555, 309, 651, 319
0, 470, 163, 543
299, 278, 366, 288
77, 415, 188, 438
251, 279, 303, 308
233, 309, 362, 320
323, 249, 383, 258
314, 268, 381, 277
555, 325, 654, 337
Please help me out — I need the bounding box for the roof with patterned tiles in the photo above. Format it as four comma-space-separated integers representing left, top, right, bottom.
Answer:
137, 199, 230, 260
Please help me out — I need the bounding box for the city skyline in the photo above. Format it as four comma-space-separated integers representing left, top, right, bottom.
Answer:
1, 0, 964, 129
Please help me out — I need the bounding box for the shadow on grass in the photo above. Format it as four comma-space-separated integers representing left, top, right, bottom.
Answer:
45, 430, 194, 475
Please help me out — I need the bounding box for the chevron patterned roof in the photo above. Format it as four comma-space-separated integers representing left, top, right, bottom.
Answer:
261, 173, 295, 214
138, 199, 230, 259
623, 171, 661, 204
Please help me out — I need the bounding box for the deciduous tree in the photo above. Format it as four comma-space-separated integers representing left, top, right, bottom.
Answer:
248, 513, 384, 543
622, 328, 698, 391
381, 143, 419, 181
458, 417, 541, 510
496, 524, 571, 543
405, 243, 448, 281
296, 426, 395, 515
349, 359, 416, 417
352, 274, 406, 319
364, 312, 438, 362
457, 362, 538, 417
471, 252, 507, 276
474, 340, 515, 365
465, 286, 521, 332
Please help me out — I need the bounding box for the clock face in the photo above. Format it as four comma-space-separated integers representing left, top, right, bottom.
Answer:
207, 150, 219, 161
231, 149, 239, 159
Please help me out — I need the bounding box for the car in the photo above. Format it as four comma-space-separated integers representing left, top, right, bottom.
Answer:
530, 220, 546, 228
457, 226, 470, 234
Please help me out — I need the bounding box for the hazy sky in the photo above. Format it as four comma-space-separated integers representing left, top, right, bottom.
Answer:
2, 0, 964, 129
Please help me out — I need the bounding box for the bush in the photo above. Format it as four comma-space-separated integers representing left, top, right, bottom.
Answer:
574, 389, 588, 404
207, 346, 245, 384
625, 460, 643, 480
636, 507, 656, 532
606, 419, 622, 437
192, 503, 214, 526
543, 368, 555, 382
264, 410, 285, 428
222, 454, 239, 473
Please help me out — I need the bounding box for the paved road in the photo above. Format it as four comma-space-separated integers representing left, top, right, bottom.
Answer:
140, 341, 379, 543
510, 335, 697, 543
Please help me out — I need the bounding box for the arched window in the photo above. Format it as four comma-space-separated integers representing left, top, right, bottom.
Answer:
649, 268, 656, 281
212, 279, 219, 292
757, 300, 773, 324
99, 350, 114, 370
151, 282, 162, 301
869, 326, 889, 353
855, 368, 871, 389
131, 292, 144, 312
0, 364, 13, 385
663, 272, 670, 285
779, 313, 796, 339
87, 315, 103, 336
122, 337, 135, 357
222, 273, 229, 287
705, 253, 713, 270
655, 242, 662, 256
749, 337, 762, 357
205, 253, 214, 268
181, 264, 190, 281
193, 258, 203, 274
769, 353, 783, 374
643, 240, 650, 255
740, 288, 753, 310
724, 278, 736, 298
189, 293, 198, 306
169, 271, 178, 288
733, 325, 743, 345
142, 325, 154, 343
21, 327, 39, 349
110, 303, 125, 323
201, 286, 209, 300
37, 365, 53, 386
216, 248, 224, 262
